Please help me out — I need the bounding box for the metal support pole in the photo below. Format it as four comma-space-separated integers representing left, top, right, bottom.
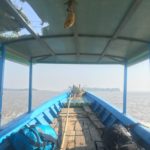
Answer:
28, 60, 33, 112
123, 61, 128, 114
0, 44, 6, 126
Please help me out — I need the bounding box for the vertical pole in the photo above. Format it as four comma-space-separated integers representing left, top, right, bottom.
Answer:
0, 44, 6, 126
28, 59, 32, 112
123, 61, 128, 114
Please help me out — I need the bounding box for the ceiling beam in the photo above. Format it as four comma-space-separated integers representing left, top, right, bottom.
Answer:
3, 34, 73, 44
97, 0, 143, 62
35, 56, 124, 64
73, 5, 80, 63
107, 55, 124, 64
3, 34, 150, 45
4, 0, 55, 56
73, 23, 80, 63
36, 60, 121, 65
32, 53, 124, 63
32, 53, 124, 58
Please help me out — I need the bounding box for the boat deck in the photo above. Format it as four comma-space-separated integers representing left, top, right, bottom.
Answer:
51, 106, 105, 150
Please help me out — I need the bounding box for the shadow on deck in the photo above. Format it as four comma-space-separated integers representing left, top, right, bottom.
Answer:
51, 106, 105, 150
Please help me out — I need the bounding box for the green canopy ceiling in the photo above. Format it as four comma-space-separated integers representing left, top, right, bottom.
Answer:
0, 0, 150, 65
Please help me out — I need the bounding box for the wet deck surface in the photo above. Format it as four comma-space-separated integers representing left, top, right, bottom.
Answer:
51, 106, 105, 150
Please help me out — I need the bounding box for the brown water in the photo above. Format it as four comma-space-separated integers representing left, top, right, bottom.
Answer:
1, 90, 150, 126
2, 90, 60, 125
91, 91, 150, 124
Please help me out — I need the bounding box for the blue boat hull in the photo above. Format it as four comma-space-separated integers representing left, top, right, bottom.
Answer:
0, 91, 150, 149
84, 92, 150, 149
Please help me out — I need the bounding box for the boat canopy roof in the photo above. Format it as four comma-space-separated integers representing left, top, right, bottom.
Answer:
0, 0, 150, 65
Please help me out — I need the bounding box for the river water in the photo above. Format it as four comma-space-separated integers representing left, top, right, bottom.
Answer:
1, 90, 150, 126
90, 91, 150, 122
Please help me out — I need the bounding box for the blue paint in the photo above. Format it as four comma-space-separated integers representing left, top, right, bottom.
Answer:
54, 104, 60, 113
123, 62, 128, 114
93, 103, 99, 112
0, 92, 68, 143
95, 106, 103, 117
0, 45, 5, 126
43, 111, 53, 124
101, 111, 110, 122
49, 107, 57, 118
0, 90, 150, 149
27, 119, 37, 126
84, 92, 150, 149
28, 60, 32, 112
105, 115, 116, 127
35, 114, 49, 125
58, 101, 64, 108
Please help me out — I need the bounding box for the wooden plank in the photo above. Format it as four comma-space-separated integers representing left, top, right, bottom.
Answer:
67, 136, 75, 142
61, 121, 66, 131
59, 113, 87, 118
80, 120, 85, 129
51, 118, 58, 128
88, 114, 99, 121
73, 108, 85, 114
84, 129, 95, 150
66, 130, 75, 136
83, 106, 93, 114
89, 126, 102, 141
63, 117, 89, 122
75, 130, 84, 136
87, 113, 104, 136
58, 116, 66, 121
67, 135, 75, 149
60, 112, 86, 115
60, 136, 68, 150
93, 120, 104, 129
95, 141, 104, 150
75, 121, 83, 131
66, 131, 75, 150
67, 141, 75, 149
60, 108, 85, 114
83, 119, 89, 129
54, 127, 59, 134
75, 136, 86, 149
60, 98, 72, 150
57, 107, 105, 150
67, 121, 75, 131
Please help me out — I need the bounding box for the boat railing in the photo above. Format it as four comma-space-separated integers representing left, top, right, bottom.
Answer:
0, 92, 69, 143
84, 92, 150, 149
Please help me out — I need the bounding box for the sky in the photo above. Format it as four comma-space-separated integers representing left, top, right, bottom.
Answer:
4, 59, 150, 92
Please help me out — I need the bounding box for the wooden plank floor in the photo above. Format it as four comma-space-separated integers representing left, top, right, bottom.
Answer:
51, 106, 105, 150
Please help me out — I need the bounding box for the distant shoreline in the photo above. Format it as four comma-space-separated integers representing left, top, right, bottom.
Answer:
4, 89, 60, 92
84, 88, 120, 92
4, 88, 38, 91
4, 88, 150, 93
